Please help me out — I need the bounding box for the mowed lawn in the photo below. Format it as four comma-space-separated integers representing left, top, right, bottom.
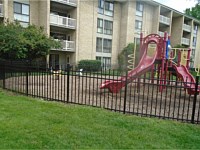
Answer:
0, 89, 200, 149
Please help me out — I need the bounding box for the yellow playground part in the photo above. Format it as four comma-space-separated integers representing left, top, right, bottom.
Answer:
169, 48, 190, 68
180, 50, 189, 66
195, 66, 200, 76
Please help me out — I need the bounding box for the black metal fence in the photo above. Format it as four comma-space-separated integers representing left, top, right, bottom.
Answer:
0, 60, 199, 124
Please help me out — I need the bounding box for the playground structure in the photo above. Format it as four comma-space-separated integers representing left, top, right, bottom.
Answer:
1, 53, 200, 123
100, 32, 200, 95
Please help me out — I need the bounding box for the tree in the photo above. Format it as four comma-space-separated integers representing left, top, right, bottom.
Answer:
185, 3, 200, 20
118, 43, 139, 73
0, 22, 60, 60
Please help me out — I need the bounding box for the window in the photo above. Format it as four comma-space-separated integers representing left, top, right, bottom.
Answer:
104, 20, 113, 35
194, 25, 198, 31
98, 0, 104, 14
103, 39, 112, 53
98, 0, 114, 16
135, 20, 142, 30
193, 37, 197, 47
136, 2, 143, 11
98, 0, 104, 9
50, 32, 66, 40
96, 56, 111, 70
96, 38, 112, 53
96, 38, 102, 52
14, 2, 30, 27
97, 19, 113, 35
193, 24, 198, 35
105, 1, 114, 16
191, 49, 195, 56
97, 18, 103, 33
136, 1, 143, 17
50, 54, 59, 70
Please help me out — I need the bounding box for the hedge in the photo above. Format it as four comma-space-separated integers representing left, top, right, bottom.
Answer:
78, 60, 101, 72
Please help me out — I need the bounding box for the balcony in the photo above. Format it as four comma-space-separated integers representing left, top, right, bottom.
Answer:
158, 31, 164, 37
50, 14, 76, 29
181, 37, 190, 45
0, 4, 3, 17
183, 24, 191, 32
52, 39, 75, 52
159, 15, 170, 25
51, 0, 77, 6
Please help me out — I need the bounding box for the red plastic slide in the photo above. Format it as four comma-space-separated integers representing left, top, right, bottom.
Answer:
100, 45, 158, 93
172, 65, 199, 95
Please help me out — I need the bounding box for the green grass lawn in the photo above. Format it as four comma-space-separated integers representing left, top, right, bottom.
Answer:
0, 89, 200, 149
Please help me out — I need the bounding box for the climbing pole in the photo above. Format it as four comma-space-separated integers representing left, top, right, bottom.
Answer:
127, 41, 137, 71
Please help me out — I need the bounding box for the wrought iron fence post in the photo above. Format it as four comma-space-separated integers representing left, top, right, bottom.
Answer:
123, 69, 128, 114
191, 76, 199, 124
66, 63, 71, 103
26, 61, 29, 96
123, 52, 128, 114
3, 61, 5, 89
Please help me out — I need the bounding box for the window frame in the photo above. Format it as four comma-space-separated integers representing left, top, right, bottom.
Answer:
192, 37, 197, 47
96, 37, 103, 52
97, 18, 103, 33
104, 20, 113, 35
13, 2, 30, 26
136, 2, 144, 12
103, 39, 112, 53
135, 20, 142, 30
98, 0, 114, 17
136, 2, 143, 17
98, 0, 104, 14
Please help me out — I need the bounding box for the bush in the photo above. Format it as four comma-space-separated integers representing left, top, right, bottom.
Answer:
78, 60, 101, 72
118, 43, 139, 74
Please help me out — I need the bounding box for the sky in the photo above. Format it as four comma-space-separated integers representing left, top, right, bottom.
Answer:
154, 0, 197, 12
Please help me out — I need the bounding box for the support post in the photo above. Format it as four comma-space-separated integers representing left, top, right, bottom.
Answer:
26, 61, 29, 96
123, 68, 128, 114
186, 48, 191, 69
191, 76, 199, 124
66, 63, 71, 103
3, 61, 5, 89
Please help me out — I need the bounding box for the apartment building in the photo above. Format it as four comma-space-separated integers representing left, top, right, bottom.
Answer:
0, 0, 200, 68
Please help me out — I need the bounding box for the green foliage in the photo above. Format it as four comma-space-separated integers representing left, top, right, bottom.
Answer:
78, 60, 101, 72
0, 22, 61, 60
118, 43, 136, 73
185, 4, 200, 20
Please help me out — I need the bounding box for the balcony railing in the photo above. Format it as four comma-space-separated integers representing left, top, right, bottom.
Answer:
53, 39, 75, 52
181, 37, 190, 45
62, 40, 75, 51
51, 0, 77, 6
159, 15, 170, 25
50, 14, 76, 29
158, 31, 164, 37
0, 4, 3, 16
183, 24, 191, 32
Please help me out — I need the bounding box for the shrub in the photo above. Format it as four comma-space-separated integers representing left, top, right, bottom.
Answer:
118, 43, 139, 74
78, 60, 101, 72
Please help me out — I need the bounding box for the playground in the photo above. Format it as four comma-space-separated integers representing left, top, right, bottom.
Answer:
1, 33, 200, 124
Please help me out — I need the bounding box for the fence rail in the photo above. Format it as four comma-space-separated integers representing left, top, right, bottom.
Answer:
0, 61, 199, 124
